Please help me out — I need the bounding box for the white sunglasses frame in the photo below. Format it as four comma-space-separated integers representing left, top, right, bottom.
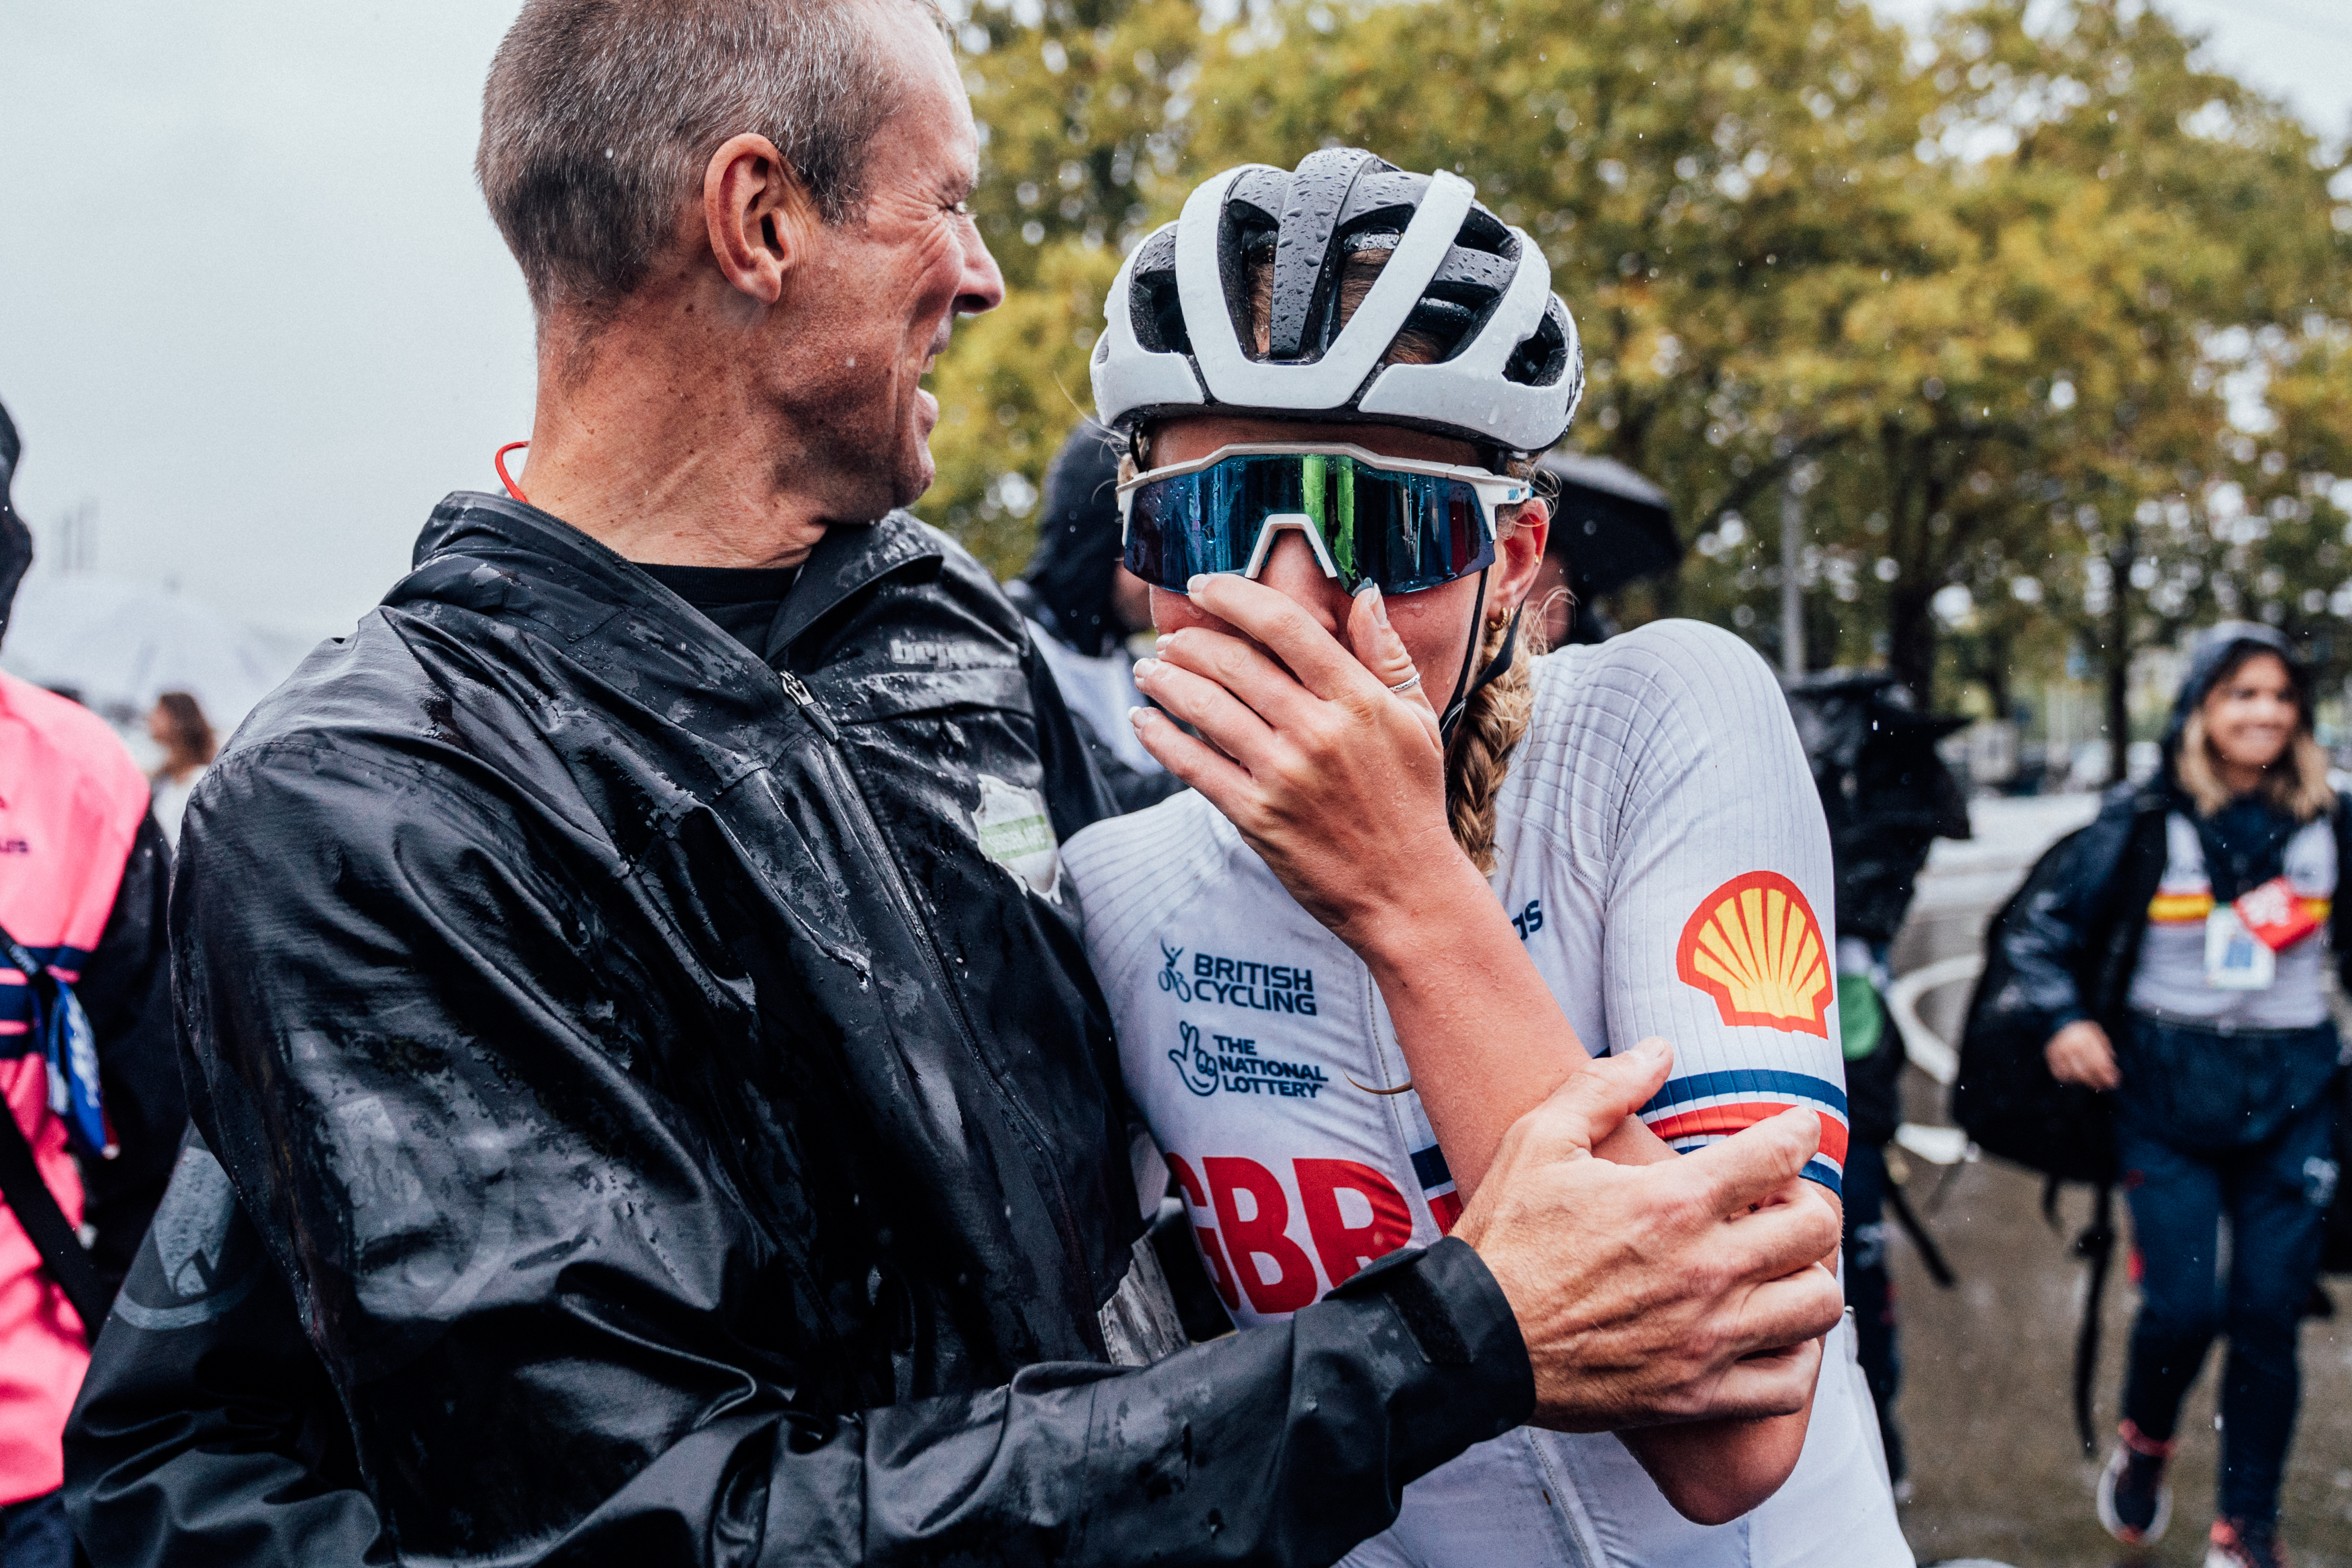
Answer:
1113, 442, 1532, 585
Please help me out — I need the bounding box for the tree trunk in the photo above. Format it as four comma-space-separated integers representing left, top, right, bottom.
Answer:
1977, 635, 2014, 722
1880, 426, 1949, 709
2105, 528, 2134, 786
1888, 583, 1938, 707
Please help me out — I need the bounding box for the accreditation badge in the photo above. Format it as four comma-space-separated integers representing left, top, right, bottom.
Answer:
972, 773, 1063, 900
2205, 904, 2276, 991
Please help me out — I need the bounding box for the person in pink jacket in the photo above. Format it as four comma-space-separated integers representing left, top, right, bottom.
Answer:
0, 401, 180, 1568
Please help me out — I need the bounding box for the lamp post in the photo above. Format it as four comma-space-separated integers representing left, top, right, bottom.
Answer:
1780, 468, 1811, 679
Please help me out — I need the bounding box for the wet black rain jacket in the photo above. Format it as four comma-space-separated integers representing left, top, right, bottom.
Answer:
65, 496, 1530, 1567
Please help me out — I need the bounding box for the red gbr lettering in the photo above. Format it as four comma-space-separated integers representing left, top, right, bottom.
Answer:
1169, 1154, 1419, 1313
1294, 1159, 1414, 1286
1203, 1157, 1318, 1314
1164, 1154, 1240, 1311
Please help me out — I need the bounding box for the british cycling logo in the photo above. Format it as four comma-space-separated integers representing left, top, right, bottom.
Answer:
1159, 940, 1195, 1002
1167, 1020, 1329, 1099
1160, 938, 1319, 1015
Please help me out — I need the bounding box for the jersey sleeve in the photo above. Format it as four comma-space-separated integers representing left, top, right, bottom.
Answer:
1564, 624, 1849, 1195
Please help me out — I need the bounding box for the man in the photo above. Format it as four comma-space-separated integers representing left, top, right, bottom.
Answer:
64, 3, 1842, 1563
0, 399, 179, 1568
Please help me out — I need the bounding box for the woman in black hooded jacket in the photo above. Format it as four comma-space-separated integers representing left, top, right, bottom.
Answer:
2002, 622, 2345, 1568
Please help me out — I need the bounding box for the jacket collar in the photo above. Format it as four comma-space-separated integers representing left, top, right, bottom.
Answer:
769, 510, 944, 657
406, 492, 944, 661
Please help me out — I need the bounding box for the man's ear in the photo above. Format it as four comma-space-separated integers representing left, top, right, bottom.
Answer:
704, 132, 819, 306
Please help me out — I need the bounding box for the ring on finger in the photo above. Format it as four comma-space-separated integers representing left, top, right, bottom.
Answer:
1387, 671, 1423, 695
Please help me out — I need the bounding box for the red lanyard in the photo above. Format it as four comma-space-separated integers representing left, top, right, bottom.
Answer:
495, 441, 531, 505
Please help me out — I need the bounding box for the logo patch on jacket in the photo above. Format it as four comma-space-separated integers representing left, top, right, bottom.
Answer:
972, 773, 1061, 897
1676, 871, 1832, 1037
113, 1142, 263, 1330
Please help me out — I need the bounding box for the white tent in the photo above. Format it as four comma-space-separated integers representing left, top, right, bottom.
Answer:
0, 574, 316, 744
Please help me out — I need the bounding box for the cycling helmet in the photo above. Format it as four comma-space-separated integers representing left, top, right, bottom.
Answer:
1090, 148, 1583, 457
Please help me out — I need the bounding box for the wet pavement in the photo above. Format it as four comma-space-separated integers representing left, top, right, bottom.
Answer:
1879, 798, 2352, 1567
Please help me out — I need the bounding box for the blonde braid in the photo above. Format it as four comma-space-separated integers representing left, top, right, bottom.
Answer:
1445, 605, 1548, 875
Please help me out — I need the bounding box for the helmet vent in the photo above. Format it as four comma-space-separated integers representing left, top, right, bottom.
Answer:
1505, 298, 1574, 388
1266, 147, 1387, 361
1127, 227, 1187, 354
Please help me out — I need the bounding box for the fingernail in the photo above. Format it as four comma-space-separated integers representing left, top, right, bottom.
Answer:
1127, 705, 1151, 728
1355, 580, 1390, 628
1186, 574, 1209, 595
1133, 657, 1161, 679
1633, 1037, 1669, 1063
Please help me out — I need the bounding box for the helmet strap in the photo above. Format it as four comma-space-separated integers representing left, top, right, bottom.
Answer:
1440, 595, 1523, 748
1438, 570, 1492, 743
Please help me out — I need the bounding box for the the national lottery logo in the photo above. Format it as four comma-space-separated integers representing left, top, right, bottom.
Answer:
1168, 1021, 1330, 1099
1171, 1021, 1217, 1094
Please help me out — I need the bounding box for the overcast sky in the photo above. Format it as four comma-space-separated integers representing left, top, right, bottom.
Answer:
2, 0, 2345, 643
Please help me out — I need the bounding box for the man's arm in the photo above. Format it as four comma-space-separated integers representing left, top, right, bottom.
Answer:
66, 1154, 1533, 1568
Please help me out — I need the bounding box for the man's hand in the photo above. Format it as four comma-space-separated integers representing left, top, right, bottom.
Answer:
2045, 1018, 2120, 1089
1452, 1042, 1845, 1432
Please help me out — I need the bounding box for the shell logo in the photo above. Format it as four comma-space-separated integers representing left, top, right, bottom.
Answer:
1676, 871, 1832, 1038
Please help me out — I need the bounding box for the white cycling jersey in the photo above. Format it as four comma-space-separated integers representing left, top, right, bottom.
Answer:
1063, 619, 1912, 1567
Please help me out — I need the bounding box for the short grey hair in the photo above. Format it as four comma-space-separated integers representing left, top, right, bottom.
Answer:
477, 0, 935, 315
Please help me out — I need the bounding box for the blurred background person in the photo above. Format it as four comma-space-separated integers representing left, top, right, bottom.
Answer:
1785, 671, 1972, 1503
1006, 422, 1177, 813
0, 398, 181, 1568
143, 692, 214, 851
2007, 622, 2343, 1568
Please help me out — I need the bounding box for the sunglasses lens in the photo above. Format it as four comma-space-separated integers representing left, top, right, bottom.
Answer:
1127, 453, 1499, 595
1338, 467, 1492, 596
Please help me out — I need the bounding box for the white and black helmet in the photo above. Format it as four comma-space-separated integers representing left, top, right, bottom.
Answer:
1090, 148, 1583, 458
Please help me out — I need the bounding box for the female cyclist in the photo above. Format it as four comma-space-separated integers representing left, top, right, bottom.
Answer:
2009, 622, 2345, 1568
1061, 149, 1910, 1566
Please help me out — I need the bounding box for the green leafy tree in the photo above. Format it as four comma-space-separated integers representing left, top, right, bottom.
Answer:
1954, 0, 2350, 757
919, 0, 2352, 758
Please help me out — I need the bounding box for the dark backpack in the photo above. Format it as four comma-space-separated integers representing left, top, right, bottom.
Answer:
1951, 824, 2117, 1186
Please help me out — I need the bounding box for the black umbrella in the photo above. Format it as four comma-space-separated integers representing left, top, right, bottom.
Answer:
1537, 449, 1680, 602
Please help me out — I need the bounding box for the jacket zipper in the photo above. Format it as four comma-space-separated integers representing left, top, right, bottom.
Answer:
774, 670, 1101, 1320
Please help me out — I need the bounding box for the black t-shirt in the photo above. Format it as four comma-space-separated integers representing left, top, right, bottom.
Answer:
638, 562, 800, 661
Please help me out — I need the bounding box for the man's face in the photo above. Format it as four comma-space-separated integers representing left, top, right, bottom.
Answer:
776, 8, 1003, 520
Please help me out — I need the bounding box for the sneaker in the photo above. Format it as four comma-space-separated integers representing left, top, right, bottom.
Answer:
2205, 1515, 2289, 1567
2095, 1421, 2174, 1544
